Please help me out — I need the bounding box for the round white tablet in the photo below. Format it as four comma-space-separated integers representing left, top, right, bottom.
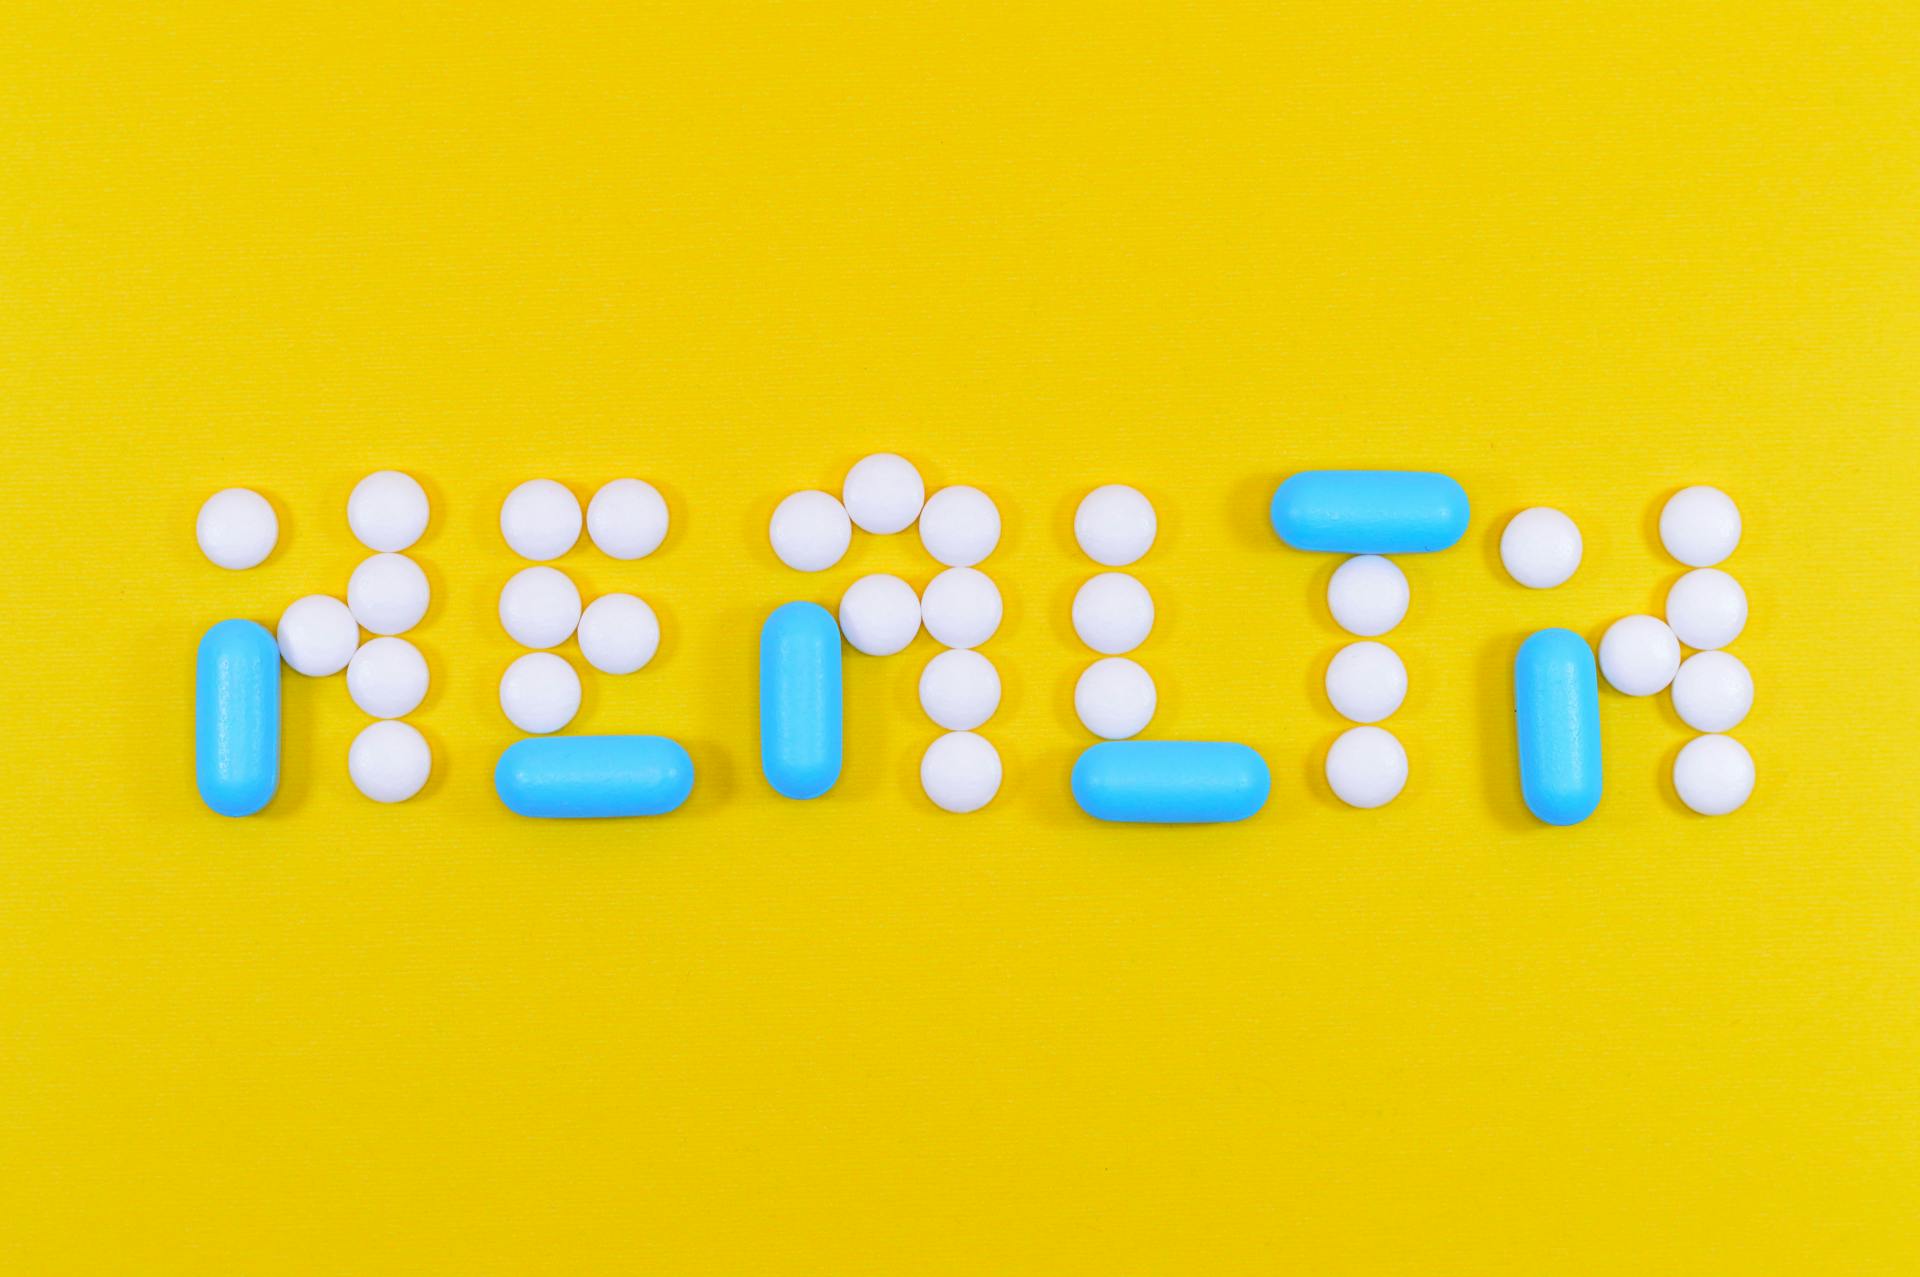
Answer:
577, 593, 660, 675
499, 652, 581, 734
1325, 641, 1407, 723
1599, 614, 1680, 696
920, 567, 1002, 649
918, 486, 1001, 568
837, 574, 921, 656
1074, 657, 1156, 740
842, 453, 925, 535
1673, 734, 1755, 816
1499, 507, 1582, 589
586, 478, 669, 560
1666, 568, 1747, 650
347, 471, 429, 552
918, 649, 1001, 731
500, 479, 582, 561
1325, 725, 1408, 809
1074, 484, 1157, 567
276, 595, 359, 677
1670, 650, 1753, 733
348, 720, 432, 803
346, 553, 429, 636
196, 488, 278, 570
920, 731, 1002, 813
769, 490, 852, 572
1659, 486, 1741, 567
1327, 555, 1409, 637
1071, 572, 1154, 655
345, 636, 429, 718
498, 566, 582, 649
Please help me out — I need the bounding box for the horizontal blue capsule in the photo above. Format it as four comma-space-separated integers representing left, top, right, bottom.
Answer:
196, 619, 280, 817
1514, 628, 1602, 825
760, 601, 842, 799
495, 735, 694, 818
1270, 470, 1470, 553
1071, 741, 1271, 824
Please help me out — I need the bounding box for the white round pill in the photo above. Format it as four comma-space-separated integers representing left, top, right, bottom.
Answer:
347, 470, 429, 552
921, 567, 1002, 649
920, 731, 1002, 813
1325, 725, 1409, 809
1074, 484, 1157, 567
1325, 641, 1407, 723
196, 488, 278, 570
1599, 614, 1680, 696
346, 552, 429, 636
577, 593, 660, 675
276, 595, 359, 677
1666, 568, 1747, 650
1671, 650, 1753, 733
1327, 555, 1409, 637
586, 478, 669, 560
837, 574, 921, 656
346, 636, 429, 718
842, 453, 925, 535
1673, 734, 1755, 816
1074, 657, 1156, 740
499, 652, 582, 734
1660, 485, 1741, 567
918, 649, 1001, 731
918, 486, 1001, 568
500, 479, 582, 561
1499, 507, 1582, 589
498, 566, 582, 649
348, 720, 432, 803
1071, 572, 1154, 655
769, 490, 852, 572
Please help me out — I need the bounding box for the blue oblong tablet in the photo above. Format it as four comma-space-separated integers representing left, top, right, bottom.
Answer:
760, 601, 842, 799
1071, 741, 1271, 824
1514, 628, 1602, 825
495, 735, 694, 817
196, 619, 280, 817
1270, 470, 1470, 553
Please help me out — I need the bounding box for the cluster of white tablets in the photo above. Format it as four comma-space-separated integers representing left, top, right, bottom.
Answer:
1597, 486, 1753, 815
209, 472, 433, 803
779, 454, 1006, 813
1070, 485, 1158, 741
497, 478, 669, 735
1320, 555, 1411, 808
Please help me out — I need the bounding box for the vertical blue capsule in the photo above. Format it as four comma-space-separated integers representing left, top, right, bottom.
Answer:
1514, 628, 1602, 826
760, 601, 842, 799
196, 619, 280, 817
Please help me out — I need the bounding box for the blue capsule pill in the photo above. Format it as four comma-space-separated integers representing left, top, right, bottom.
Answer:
495, 735, 694, 817
1071, 741, 1271, 824
1514, 628, 1603, 826
195, 619, 280, 817
1269, 470, 1470, 553
760, 601, 843, 799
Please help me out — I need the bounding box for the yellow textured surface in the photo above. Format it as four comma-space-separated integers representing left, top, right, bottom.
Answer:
4, 4, 1919, 1272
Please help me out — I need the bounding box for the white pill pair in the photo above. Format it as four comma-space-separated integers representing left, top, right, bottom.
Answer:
773, 483, 1000, 572
499, 568, 659, 674
502, 478, 669, 561
838, 569, 1001, 652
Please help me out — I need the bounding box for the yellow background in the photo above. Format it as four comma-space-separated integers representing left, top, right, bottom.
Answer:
4, 3, 1918, 1272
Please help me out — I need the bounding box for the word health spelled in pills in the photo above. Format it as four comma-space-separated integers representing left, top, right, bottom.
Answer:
193, 469, 1755, 826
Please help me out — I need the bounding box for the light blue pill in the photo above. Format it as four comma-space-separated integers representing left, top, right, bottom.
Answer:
195, 619, 280, 817
1269, 470, 1470, 553
1514, 628, 1602, 826
760, 601, 842, 799
1071, 741, 1271, 824
495, 735, 694, 818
